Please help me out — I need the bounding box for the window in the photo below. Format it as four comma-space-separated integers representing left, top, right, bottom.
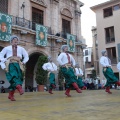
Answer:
0, 0, 8, 14
106, 47, 117, 64
113, 4, 120, 11
105, 26, 115, 43
62, 19, 71, 38
85, 57, 88, 62
85, 50, 88, 56
103, 7, 113, 18
32, 7, 44, 29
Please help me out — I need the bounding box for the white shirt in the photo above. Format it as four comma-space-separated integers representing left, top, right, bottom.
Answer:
0, 45, 29, 64
0, 62, 6, 70
117, 62, 120, 71
57, 52, 76, 66
95, 79, 98, 85
102, 79, 106, 86
100, 56, 111, 67
75, 68, 83, 76
42, 62, 57, 72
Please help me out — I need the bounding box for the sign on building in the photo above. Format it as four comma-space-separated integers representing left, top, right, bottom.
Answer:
67, 33, 76, 52
0, 13, 12, 41
36, 24, 48, 46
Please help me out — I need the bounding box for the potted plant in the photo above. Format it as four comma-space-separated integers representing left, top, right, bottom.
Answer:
35, 55, 48, 91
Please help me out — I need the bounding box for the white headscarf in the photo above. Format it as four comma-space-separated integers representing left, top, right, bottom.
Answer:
10, 35, 19, 43
101, 50, 106, 56
61, 45, 68, 51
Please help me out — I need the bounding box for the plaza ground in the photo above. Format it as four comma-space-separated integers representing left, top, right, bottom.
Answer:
0, 89, 120, 120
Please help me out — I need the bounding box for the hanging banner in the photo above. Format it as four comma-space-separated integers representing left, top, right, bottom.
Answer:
36, 24, 48, 46
67, 33, 76, 52
0, 13, 12, 41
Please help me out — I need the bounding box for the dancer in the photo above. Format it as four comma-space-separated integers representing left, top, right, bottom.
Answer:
74, 63, 86, 90
100, 50, 120, 94
57, 45, 82, 97
42, 56, 57, 94
0, 35, 29, 101
117, 62, 120, 71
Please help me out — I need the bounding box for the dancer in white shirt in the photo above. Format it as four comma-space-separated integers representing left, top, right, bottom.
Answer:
57, 45, 82, 97
74, 63, 86, 90
117, 62, 120, 71
100, 50, 120, 94
0, 35, 29, 101
42, 56, 57, 94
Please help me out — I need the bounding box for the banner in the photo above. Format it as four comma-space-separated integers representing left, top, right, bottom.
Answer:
67, 33, 76, 52
0, 13, 12, 41
36, 24, 48, 46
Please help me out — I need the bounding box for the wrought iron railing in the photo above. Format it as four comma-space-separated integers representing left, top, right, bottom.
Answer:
110, 57, 117, 64
59, 31, 77, 41
106, 37, 115, 43
12, 16, 80, 41
60, 31, 67, 39
12, 16, 52, 34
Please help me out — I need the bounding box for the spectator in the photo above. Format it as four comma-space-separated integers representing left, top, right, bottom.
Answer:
94, 79, 98, 89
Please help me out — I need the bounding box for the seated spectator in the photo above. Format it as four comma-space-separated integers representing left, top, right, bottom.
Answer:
98, 83, 102, 89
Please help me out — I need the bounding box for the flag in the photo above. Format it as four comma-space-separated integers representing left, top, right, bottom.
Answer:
67, 33, 76, 52
36, 24, 47, 46
0, 12, 12, 41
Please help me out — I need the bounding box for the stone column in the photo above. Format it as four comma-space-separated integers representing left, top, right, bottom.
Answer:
50, 0, 59, 34
75, 5, 82, 41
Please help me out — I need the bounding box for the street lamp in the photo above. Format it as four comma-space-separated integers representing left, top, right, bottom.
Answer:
21, 2, 25, 20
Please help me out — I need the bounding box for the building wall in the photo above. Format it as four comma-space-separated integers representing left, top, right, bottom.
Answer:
91, 0, 120, 81
83, 47, 94, 78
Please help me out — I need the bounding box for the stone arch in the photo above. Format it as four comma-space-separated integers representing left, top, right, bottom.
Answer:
25, 49, 48, 92
61, 7, 73, 18
27, 47, 48, 56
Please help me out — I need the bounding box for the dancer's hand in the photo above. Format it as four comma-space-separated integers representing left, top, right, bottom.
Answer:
4, 68, 8, 73
103, 68, 106, 72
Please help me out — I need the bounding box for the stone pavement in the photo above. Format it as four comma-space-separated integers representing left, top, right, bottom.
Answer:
0, 90, 120, 120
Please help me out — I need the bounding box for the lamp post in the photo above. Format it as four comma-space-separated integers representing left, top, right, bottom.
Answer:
21, 2, 25, 22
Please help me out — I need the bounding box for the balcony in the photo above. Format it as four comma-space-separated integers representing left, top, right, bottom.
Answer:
110, 58, 117, 64
55, 31, 78, 41
11, 16, 85, 46
106, 37, 115, 43
12, 16, 52, 34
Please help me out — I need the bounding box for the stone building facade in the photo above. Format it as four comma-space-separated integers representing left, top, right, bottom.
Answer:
0, 0, 86, 90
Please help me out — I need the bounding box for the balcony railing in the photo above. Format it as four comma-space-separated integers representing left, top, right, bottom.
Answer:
110, 57, 117, 64
106, 37, 115, 43
12, 16, 52, 34
12, 16, 81, 42
55, 31, 78, 41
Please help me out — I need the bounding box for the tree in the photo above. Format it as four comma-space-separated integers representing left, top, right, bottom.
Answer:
35, 55, 48, 85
